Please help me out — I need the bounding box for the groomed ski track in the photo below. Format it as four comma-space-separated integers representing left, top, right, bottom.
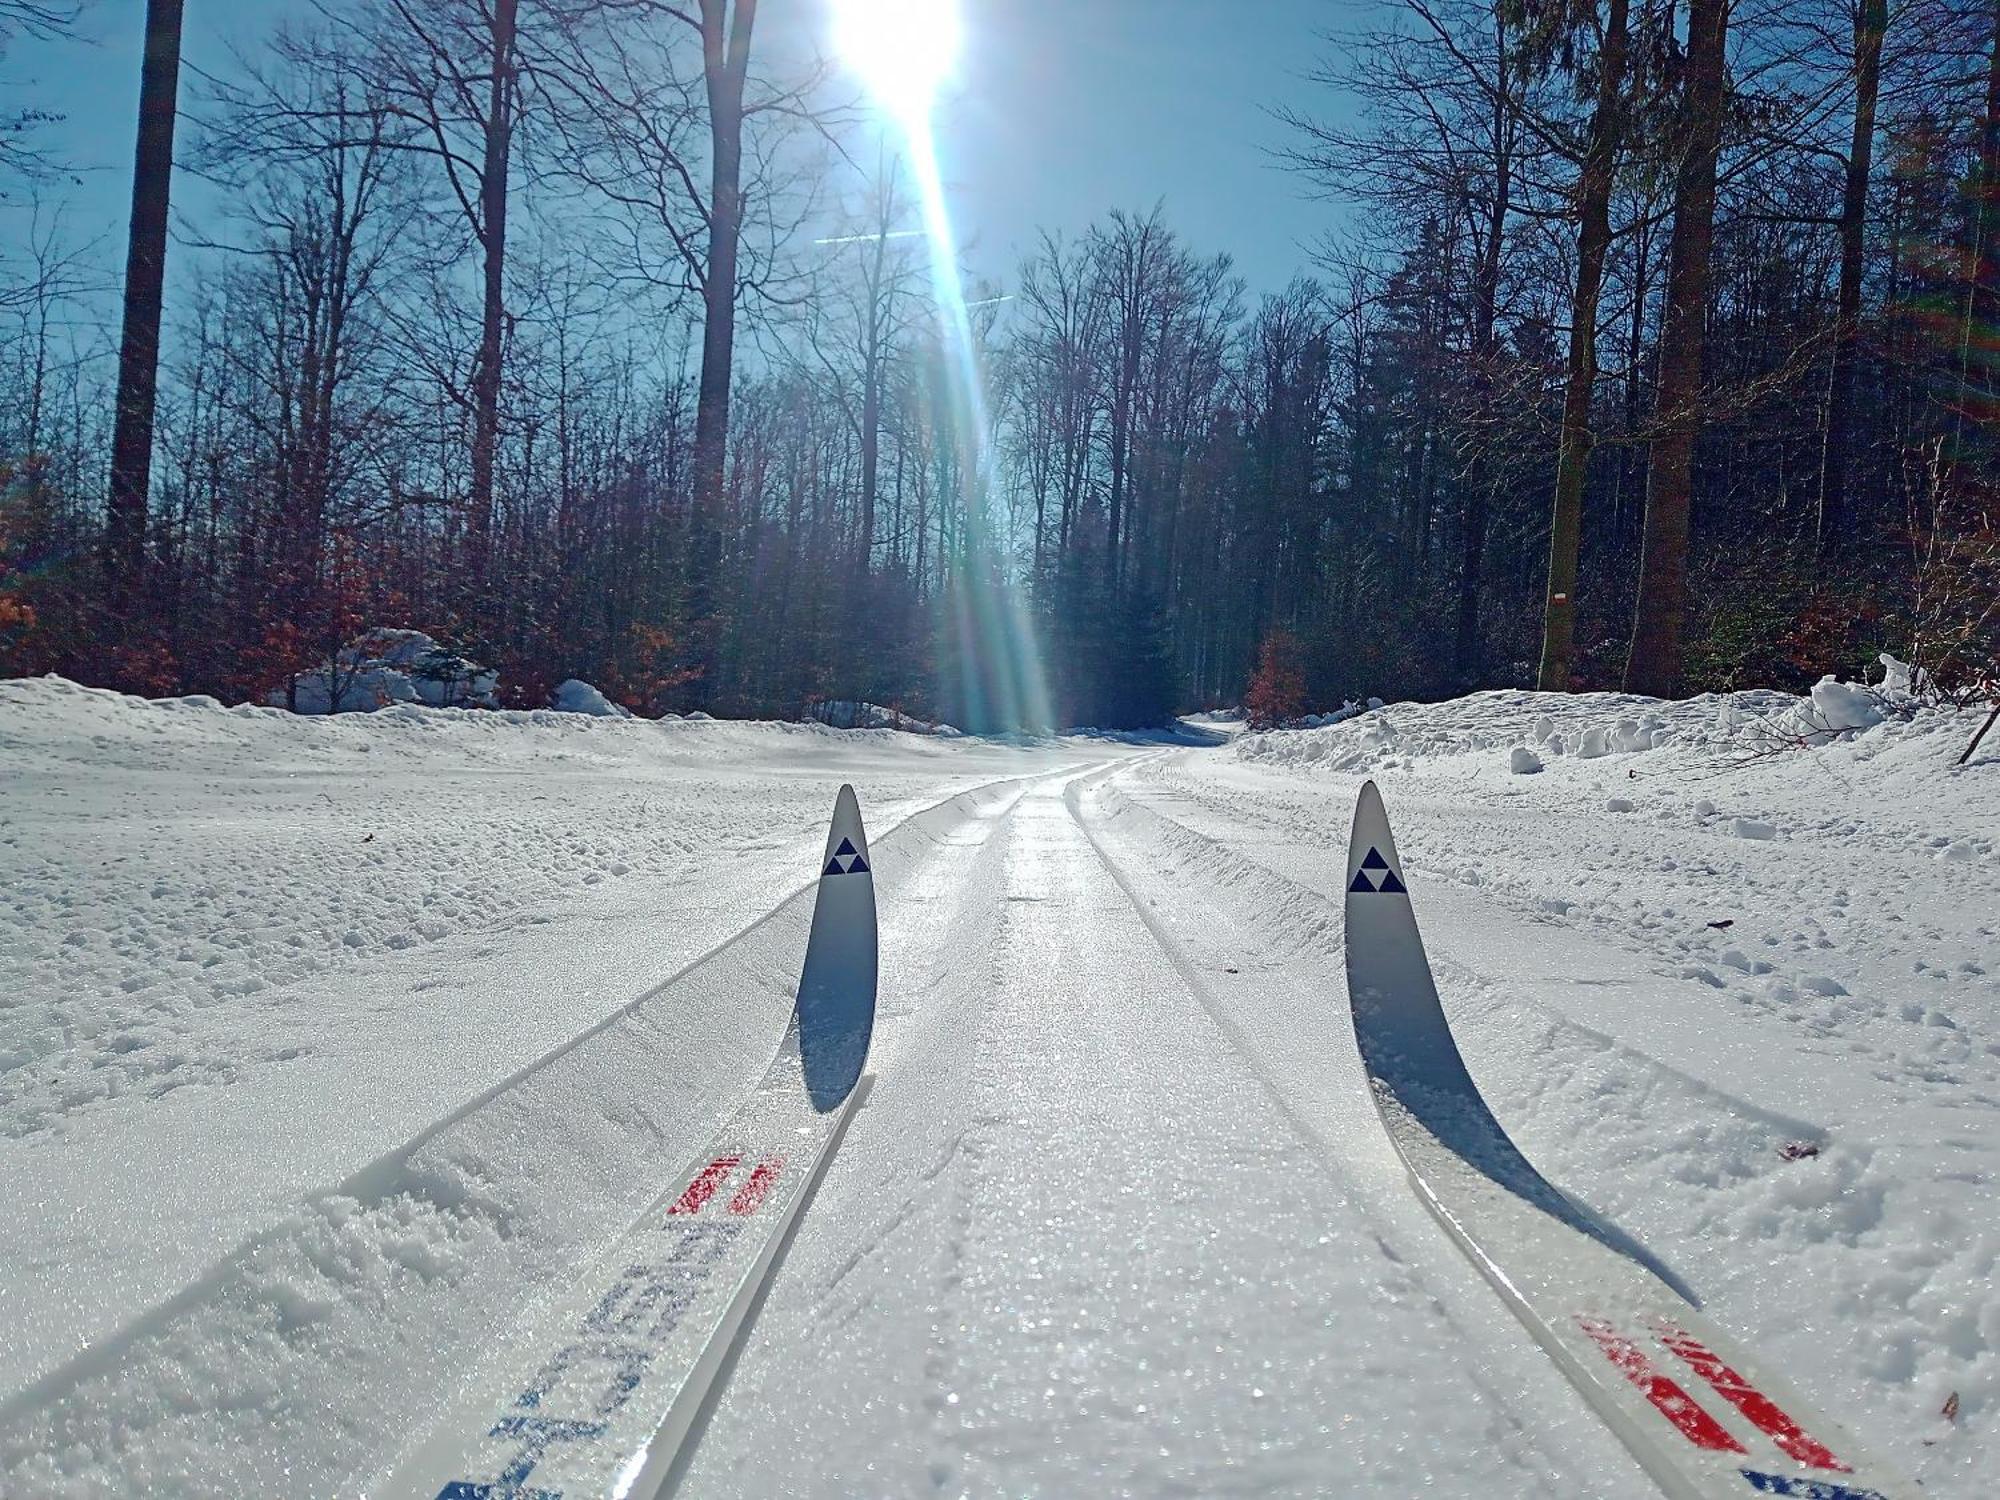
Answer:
1, 716, 1971, 1497
673, 760, 1646, 1497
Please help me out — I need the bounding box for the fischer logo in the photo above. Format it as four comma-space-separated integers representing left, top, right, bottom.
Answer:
1574, 1314, 1889, 1499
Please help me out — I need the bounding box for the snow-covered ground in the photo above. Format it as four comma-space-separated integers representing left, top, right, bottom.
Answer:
0, 674, 1992, 1496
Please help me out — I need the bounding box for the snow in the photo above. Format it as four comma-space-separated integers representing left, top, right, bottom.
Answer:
807, 699, 960, 736
273, 628, 499, 714
549, 678, 630, 717
1810, 675, 1887, 734
0, 671, 1993, 1495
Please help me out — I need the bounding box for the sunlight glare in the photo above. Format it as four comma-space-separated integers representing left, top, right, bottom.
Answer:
832, 0, 963, 123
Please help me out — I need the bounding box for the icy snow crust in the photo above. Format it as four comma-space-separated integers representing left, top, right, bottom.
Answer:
0, 674, 1993, 1495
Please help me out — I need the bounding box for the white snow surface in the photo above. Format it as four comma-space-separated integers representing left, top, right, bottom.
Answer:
0, 673, 1993, 1496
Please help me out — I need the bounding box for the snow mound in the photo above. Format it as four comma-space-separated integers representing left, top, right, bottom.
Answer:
550, 679, 631, 718
1809, 677, 1886, 734
807, 700, 960, 737
273, 629, 498, 714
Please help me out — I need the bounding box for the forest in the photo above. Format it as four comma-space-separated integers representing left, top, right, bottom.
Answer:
1, 0, 1997, 729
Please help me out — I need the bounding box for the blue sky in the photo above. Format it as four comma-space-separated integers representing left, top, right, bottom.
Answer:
1, 0, 1356, 307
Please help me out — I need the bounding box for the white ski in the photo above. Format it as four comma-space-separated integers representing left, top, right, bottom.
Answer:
1343, 779, 1910, 1500
382, 785, 878, 1500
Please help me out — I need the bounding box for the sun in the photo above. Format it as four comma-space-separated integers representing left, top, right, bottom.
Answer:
831, 0, 963, 123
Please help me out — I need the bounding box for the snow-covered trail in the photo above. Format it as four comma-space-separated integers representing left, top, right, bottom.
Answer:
681, 766, 1640, 1496
1, 679, 1990, 1496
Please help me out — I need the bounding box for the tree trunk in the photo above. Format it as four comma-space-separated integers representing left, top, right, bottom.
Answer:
1973, 4, 2000, 380
1816, 0, 1887, 554
105, 0, 186, 612
1538, 0, 1630, 690
687, 0, 757, 705
1625, 0, 1729, 698
859, 352, 881, 575
1455, 9, 1514, 683
465, 0, 520, 619
856, 212, 890, 584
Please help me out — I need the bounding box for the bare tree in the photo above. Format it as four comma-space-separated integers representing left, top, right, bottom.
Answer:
542, 0, 835, 698
0, 1, 82, 191
1816, 0, 1889, 552
1535, 0, 1634, 690
294, 0, 535, 620
803, 157, 923, 585
104, 0, 185, 611
195, 39, 410, 631
1278, 0, 1538, 681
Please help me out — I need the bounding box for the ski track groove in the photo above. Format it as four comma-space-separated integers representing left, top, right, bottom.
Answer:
1093, 765, 1841, 1136
669, 763, 1067, 1499
687, 759, 1591, 1496
0, 762, 1099, 1494
1091, 752, 1990, 1494
1060, 759, 1615, 1493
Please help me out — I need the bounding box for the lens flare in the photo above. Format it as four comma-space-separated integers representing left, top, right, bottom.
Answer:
832, 0, 1052, 731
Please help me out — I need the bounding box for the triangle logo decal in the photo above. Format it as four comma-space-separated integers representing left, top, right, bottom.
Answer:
1349, 869, 1377, 894
1361, 848, 1390, 870
834, 838, 858, 858
823, 858, 845, 878
1379, 870, 1407, 894
848, 854, 869, 874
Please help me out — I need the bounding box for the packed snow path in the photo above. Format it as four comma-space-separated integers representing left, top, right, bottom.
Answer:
680, 768, 1637, 1495
0, 679, 1991, 1496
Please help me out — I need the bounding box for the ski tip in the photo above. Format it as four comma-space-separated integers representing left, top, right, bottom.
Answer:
799, 784, 877, 1111
1353, 778, 1384, 825
819, 784, 872, 880
1346, 780, 1409, 899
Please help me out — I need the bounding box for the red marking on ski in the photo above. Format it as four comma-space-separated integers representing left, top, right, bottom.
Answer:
1653, 1320, 1850, 1472
667, 1155, 742, 1217
1576, 1315, 1746, 1454
727, 1156, 785, 1216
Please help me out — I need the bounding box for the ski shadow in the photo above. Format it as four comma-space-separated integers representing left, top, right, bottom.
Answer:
1357, 997, 1702, 1305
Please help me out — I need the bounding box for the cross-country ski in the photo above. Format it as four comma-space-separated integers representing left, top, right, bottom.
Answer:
1344, 779, 1912, 1500
382, 788, 876, 1500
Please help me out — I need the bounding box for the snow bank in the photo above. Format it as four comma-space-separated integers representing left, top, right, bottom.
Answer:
1238, 659, 1985, 780
272, 628, 498, 714
807, 699, 961, 736
0, 673, 1062, 1492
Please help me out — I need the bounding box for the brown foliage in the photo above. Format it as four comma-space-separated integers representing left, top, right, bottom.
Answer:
1245, 629, 1308, 731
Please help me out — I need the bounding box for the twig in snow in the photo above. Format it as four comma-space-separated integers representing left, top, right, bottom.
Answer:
1960, 702, 1998, 766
